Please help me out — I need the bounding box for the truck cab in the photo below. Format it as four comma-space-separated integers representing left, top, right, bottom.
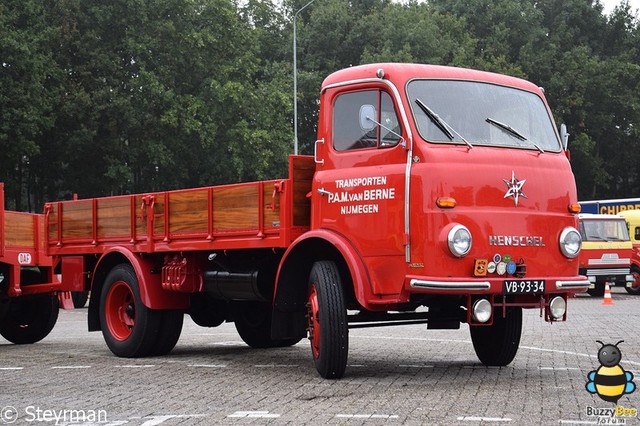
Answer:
288, 63, 589, 376
577, 213, 634, 296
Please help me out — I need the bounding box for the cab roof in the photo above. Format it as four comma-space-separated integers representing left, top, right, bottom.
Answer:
321, 63, 543, 94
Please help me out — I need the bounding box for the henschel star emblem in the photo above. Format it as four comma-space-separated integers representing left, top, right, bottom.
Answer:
503, 171, 527, 206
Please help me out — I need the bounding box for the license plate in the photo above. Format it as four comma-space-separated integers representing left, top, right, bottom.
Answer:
503, 280, 545, 294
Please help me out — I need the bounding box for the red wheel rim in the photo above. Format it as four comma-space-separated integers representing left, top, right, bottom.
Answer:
633, 271, 640, 289
105, 281, 135, 341
307, 284, 321, 359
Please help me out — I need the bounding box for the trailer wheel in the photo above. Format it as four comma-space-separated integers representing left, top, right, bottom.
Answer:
150, 310, 183, 356
0, 294, 59, 344
625, 266, 640, 295
234, 302, 301, 348
470, 307, 522, 366
307, 261, 348, 379
99, 264, 161, 357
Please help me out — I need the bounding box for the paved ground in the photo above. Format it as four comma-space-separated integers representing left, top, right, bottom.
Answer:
0, 287, 639, 425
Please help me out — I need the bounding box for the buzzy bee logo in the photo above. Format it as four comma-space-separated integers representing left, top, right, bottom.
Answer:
585, 340, 637, 423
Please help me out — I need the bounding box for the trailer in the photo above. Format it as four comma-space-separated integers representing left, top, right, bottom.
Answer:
42, 63, 588, 378
0, 184, 76, 344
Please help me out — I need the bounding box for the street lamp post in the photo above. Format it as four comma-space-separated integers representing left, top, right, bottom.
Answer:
293, 0, 317, 155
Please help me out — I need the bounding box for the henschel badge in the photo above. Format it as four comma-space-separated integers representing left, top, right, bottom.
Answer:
503, 171, 527, 206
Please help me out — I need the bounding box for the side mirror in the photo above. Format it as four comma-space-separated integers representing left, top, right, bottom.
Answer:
359, 105, 376, 130
560, 123, 569, 150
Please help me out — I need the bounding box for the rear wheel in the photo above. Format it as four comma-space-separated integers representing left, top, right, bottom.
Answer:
470, 307, 522, 366
625, 266, 640, 295
99, 264, 161, 357
150, 310, 183, 356
234, 301, 301, 348
307, 261, 348, 379
72, 291, 89, 308
0, 294, 59, 344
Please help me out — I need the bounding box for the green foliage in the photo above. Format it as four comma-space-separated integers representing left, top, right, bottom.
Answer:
1, 0, 639, 209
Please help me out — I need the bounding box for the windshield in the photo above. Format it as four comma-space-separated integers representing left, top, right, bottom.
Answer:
407, 80, 561, 151
580, 219, 630, 242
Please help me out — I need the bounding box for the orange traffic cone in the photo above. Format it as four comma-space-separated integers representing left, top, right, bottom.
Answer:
602, 282, 614, 305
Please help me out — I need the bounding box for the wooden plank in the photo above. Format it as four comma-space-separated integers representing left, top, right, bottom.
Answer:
4, 212, 36, 248
47, 203, 59, 243
263, 182, 281, 228
213, 184, 259, 231
97, 197, 132, 238
60, 200, 94, 240
291, 156, 315, 227
168, 189, 209, 235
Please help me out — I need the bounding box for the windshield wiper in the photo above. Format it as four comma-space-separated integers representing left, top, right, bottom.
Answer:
486, 117, 545, 153
415, 98, 472, 149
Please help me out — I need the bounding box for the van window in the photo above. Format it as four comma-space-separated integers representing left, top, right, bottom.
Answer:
333, 90, 401, 151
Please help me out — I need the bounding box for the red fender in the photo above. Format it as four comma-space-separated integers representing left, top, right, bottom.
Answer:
275, 229, 374, 310
94, 247, 189, 310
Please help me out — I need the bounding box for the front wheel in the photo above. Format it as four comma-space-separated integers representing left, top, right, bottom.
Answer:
470, 307, 522, 366
99, 264, 161, 357
0, 295, 59, 344
625, 266, 640, 295
307, 261, 348, 379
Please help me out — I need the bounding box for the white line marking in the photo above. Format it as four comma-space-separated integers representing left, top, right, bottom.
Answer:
188, 364, 227, 368
115, 364, 156, 368
51, 365, 92, 369
457, 416, 512, 422
227, 411, 280, 418
0, 367, 24, 370
558, 420, 598, 425
399, 364, 434, 368
539, 367, 582, 371
254, 364, 298, 368
336, 414, 399, 419
139, 414, 207, 425
351, 335, 640, 366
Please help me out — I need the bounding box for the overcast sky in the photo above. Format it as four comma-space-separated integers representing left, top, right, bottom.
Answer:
600, 0, 640, 14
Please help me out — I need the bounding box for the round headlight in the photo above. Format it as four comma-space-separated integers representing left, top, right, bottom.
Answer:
549, 296, 566, 320
559, 227, 581, 258
472, 299, 492, 323
448, 224, 472, 257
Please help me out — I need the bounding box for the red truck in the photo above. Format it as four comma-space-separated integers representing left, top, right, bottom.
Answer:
0, 183, 76, 344
22, 63, 588, 379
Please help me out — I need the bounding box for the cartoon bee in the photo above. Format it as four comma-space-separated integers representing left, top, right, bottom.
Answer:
586, 340, 636, 403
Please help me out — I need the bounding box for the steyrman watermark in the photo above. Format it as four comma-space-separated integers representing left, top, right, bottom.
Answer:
1, 406, 108, 424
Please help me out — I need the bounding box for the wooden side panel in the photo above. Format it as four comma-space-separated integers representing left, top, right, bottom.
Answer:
61, 200, 93, 240
263, 182, 280, 228
4, 212, 36, 248
134, 195, 146, 238
47, 203, 59, 243
97, 197, 132, 238
291, 156, 315, 227
213, 185, 259, 231
168, 189, 209, 235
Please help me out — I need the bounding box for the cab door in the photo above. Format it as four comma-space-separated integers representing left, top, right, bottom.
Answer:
313, 85, 409, 294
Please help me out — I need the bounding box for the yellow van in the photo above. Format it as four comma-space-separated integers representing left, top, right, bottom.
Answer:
617, 209, 640, 294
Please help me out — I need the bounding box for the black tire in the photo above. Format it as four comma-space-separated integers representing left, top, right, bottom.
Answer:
234, 302, 301, 348
72, 291, 89, 308
99, 264, 161, 357
0, 294, 59, 344
625, 266, 640, 295
307, 261, 348, 379
150, 310, 184, 356
470, 307, 522, 366
587, 282, 605, 297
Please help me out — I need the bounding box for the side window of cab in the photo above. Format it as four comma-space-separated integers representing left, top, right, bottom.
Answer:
332, 90, 402, 152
